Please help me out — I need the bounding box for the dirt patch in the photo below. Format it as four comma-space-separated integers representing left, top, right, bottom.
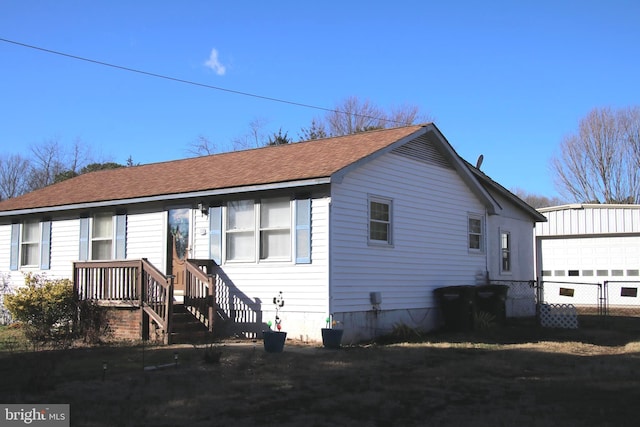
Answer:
1, 316, 640, 426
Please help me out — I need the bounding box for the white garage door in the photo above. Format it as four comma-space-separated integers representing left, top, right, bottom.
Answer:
539, 236, 640, 306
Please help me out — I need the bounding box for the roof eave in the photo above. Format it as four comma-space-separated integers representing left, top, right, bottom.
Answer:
0, 177, 331, 218
428, 125, 501, 215
467, 166, 547, 222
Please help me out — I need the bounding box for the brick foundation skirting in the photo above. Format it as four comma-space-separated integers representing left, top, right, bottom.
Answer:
105, 306, 142, 341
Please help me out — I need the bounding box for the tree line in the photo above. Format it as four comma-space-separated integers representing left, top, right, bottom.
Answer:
0, 138, 133, 201
1, 97, 638, 207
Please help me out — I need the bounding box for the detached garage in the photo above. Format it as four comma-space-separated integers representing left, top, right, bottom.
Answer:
535, 204, 640, 310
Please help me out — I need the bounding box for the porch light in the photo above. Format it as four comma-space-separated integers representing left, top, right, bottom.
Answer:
198, 202, 208, 216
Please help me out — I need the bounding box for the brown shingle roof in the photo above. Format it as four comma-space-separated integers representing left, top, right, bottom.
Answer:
0, 125, 426, 213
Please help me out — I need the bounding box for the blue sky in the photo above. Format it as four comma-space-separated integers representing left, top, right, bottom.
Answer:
1, 1, 639, 199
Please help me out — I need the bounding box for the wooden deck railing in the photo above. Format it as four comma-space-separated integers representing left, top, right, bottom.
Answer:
73, 258, 174, 344
184, 259, 216, 332
73, 260, 141, 303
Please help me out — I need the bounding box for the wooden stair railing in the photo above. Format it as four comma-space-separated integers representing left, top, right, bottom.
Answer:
184, 259, 216, 333
140, 258, 174, 344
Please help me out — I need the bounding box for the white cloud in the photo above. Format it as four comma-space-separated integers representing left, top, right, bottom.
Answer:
204, 48, 226, 76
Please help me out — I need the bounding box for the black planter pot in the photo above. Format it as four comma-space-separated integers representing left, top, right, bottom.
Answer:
321, 328, 344, 349
263, 330, 287, 353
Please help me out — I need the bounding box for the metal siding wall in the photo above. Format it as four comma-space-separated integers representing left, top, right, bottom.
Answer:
537, 206, 640, 237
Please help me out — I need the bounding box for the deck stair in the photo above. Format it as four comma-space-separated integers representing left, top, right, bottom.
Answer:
170, 303, 213, 344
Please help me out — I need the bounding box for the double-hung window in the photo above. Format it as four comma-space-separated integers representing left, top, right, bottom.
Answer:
220, 197, 309, 263
91, 214, 113, 260
260, 198, 291, 260
226, 200, 256, 262
500, 231, 511, 273
369, 196, 392, 245
10, 220, 51, 270
20, 221, 41, 267
468, 214, 484, 252
79, 213, 127, 261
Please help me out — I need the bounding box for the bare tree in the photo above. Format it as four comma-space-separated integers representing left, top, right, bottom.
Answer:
232, 117, 270, 150
187, 135, 220, 157
300, 96, 430, 140
27, 139, 67, 191
10, 137, 100, 193
326, 96, 386, 136
551, 107, 640, 204
620, 106, 640, 171
511, 188, 565, 209
0, 154, 30, 200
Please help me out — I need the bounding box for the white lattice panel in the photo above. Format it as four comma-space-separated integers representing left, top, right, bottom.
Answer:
540, 303, 579, 329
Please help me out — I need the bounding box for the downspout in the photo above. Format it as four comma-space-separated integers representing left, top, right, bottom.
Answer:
485, 208, 490, 284
327, 197, 333, 321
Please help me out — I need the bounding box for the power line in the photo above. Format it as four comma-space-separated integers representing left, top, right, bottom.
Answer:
0, 37, 409, 126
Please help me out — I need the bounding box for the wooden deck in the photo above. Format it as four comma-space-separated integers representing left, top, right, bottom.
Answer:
73, 258, 216, 344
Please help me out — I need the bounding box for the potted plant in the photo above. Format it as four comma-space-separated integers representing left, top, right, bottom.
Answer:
263, 292, 287, 353
321, 315, 344, 349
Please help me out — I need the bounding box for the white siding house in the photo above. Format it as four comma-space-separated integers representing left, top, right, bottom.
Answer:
0, 124, 545, 341
536, 204, 640, 309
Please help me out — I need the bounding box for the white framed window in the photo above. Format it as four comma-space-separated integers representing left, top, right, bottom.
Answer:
368, 196, 392, 246
91, 214, 113, 260
79, 213, 126, 261
213, 197, 311, 264
20, 221, 40, 267
468, 214, 484, 252
260, 197, 291, 260
226, 200, 256, 262
500, 231, 511, 273
10, 220, 51, 270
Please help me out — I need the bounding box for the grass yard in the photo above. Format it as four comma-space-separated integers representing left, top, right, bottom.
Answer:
1, 316, 640, 427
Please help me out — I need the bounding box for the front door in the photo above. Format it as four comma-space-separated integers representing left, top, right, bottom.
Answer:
167, 208, 191, 294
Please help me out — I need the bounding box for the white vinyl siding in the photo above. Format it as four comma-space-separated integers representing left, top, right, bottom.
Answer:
330, 151, 488, 313
216, 196, 330, 340
49, 218, 80, 278
126, 211, 165, 268
193, 208, 212, 260
484, 189, 538, 283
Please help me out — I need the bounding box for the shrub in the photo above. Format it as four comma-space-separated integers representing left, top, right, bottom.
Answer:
4, 273, 75, 344
0, 273, 13, 325
76, 299, 111, 344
